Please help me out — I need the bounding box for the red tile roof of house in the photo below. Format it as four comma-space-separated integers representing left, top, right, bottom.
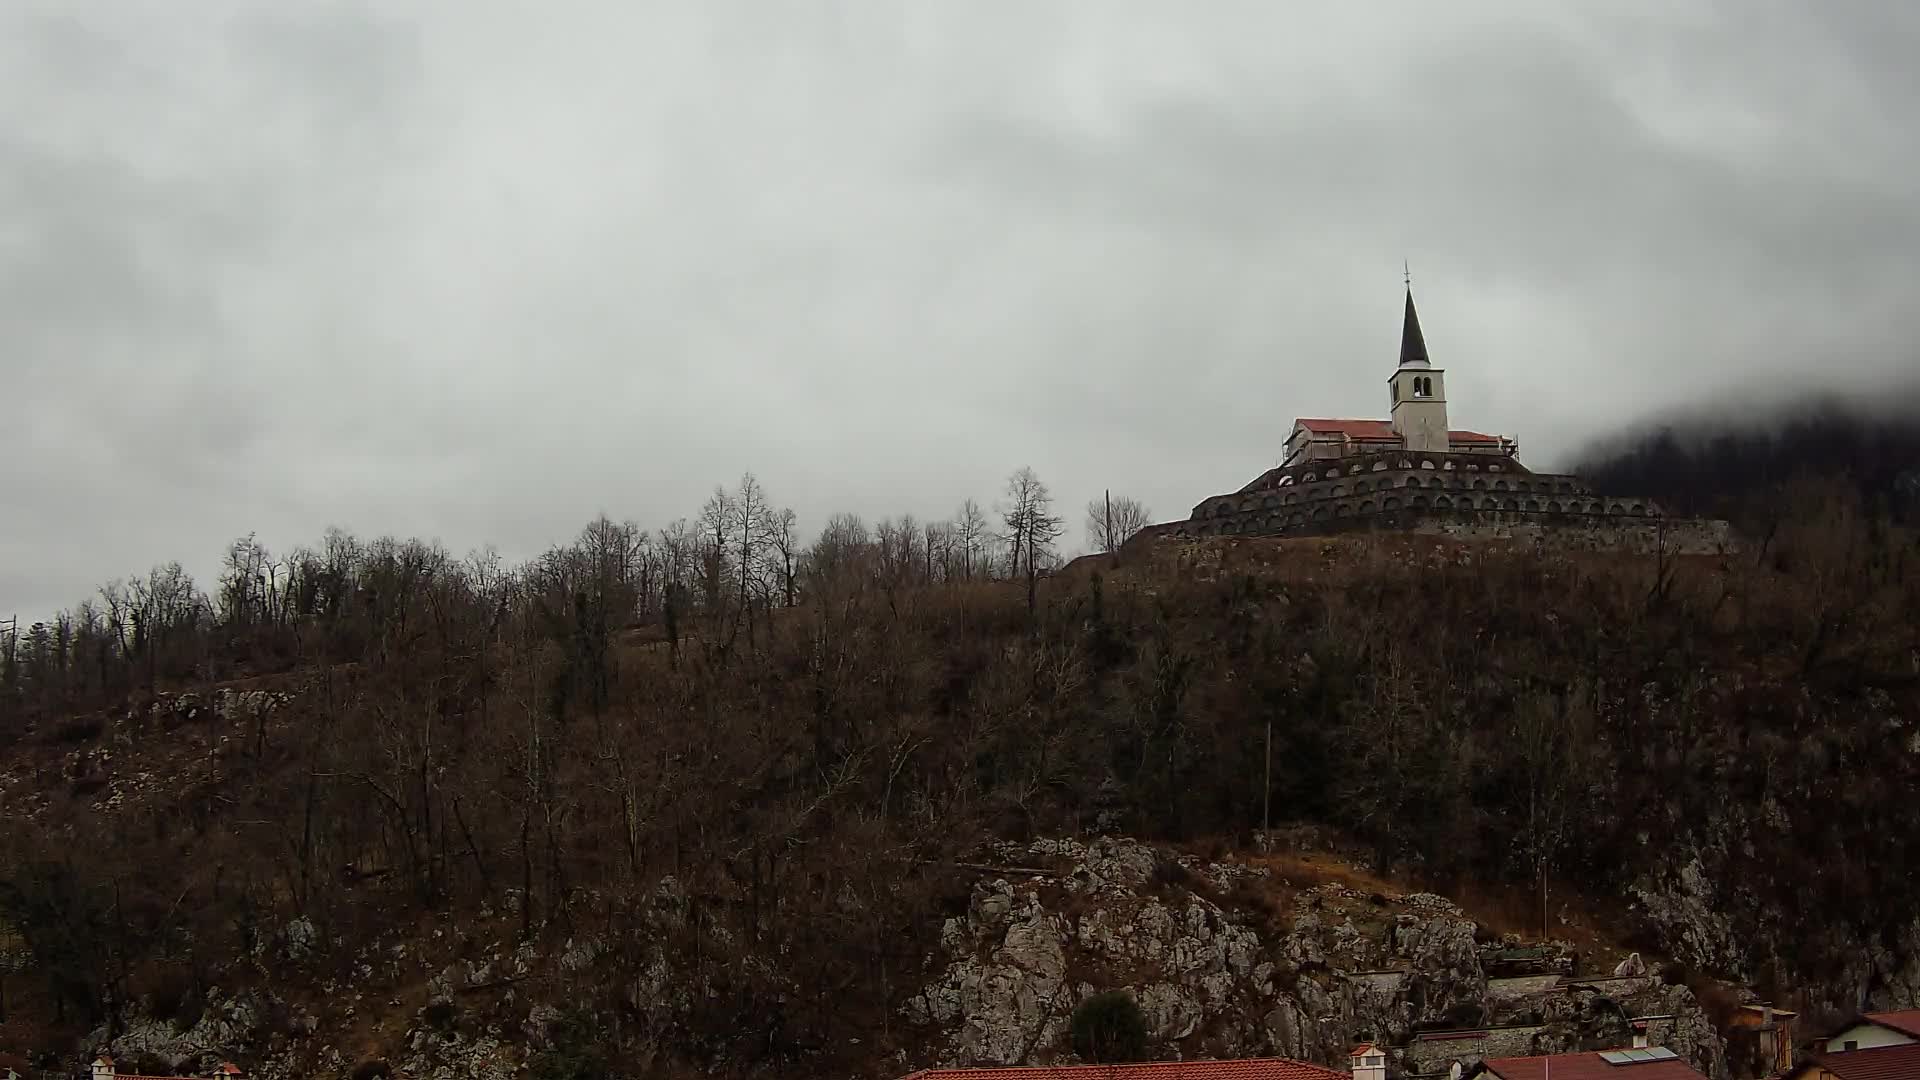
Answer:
1864, 1009, 1920, 1038
1808, 1042, 1920, 1080
91, 1064, 243, 1080
1292, 418, 1504, 445
1483, 1051, 1707, 1080
898, 1058, 1347, 1080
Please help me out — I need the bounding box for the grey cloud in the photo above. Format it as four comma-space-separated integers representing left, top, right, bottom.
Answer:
3, 1, 1917, 618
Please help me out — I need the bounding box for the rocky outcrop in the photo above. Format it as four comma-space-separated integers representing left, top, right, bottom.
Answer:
88, 990, 266, 1075
69, 834, 1732, 1080
912, 881, 1074, 1064
1632, 820, 1920, 1021
908, 838, 1523, 1072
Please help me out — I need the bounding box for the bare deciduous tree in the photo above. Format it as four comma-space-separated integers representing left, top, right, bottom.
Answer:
1000, 467, 1064, 614
728, 474, 776, 653
1085, 492, 1152, 554
697, 488, 735, 614
923, 519, 953, 583
956, 499, 990, 581
767, 507, 802, 608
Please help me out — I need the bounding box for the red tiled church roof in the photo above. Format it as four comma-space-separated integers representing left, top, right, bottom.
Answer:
898, 1059, 1347, 1080
1296, 419, 1399, 439
1292, 418, 1503, 445
1809, 1042, 1920, 1080
1448, 430, 1505, 444
1483, 1051, 1707, 1080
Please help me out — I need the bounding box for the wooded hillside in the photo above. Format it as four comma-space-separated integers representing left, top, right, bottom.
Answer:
1, 451, 1916, 1075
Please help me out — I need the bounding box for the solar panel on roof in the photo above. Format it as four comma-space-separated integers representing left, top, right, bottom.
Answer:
1600, 1048, 1680, 1067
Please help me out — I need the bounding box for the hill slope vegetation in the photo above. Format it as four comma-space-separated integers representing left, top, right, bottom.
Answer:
1, 452, 1918, 1075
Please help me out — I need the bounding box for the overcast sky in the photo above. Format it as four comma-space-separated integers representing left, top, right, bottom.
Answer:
4, 1, 1918, 618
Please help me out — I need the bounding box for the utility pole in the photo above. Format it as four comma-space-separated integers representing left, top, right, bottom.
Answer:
0, 615, 15, 693
1261, 718, 1272, 851
1542, 865, 1550, 941
1104, 490, 1112, 555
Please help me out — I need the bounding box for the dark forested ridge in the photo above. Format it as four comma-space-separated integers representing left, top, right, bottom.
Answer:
0, 454, 1917, 1077
1571, 381, 1920, 521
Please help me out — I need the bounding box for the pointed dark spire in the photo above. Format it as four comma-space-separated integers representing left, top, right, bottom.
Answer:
1399, 286, 1431, 368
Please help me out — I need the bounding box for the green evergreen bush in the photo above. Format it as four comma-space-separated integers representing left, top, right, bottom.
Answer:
1071, 991, 1149, 1063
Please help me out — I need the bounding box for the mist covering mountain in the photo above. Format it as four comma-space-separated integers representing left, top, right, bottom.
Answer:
1572, 380, 1920, 521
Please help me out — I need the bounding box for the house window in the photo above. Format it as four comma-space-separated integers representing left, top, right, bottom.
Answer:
1844, 1041, 1859, 1052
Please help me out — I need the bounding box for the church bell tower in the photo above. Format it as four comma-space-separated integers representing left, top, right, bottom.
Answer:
1389, 286, 1449, 452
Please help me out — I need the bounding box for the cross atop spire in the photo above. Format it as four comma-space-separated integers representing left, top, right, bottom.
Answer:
1399, 284, 1430, 368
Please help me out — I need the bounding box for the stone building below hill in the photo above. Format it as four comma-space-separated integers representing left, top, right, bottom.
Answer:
1136, 288, 1731, 555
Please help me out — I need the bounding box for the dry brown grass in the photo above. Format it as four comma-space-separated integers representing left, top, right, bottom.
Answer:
1248, 848, 1402, 896
1218, 827, 1649, 974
